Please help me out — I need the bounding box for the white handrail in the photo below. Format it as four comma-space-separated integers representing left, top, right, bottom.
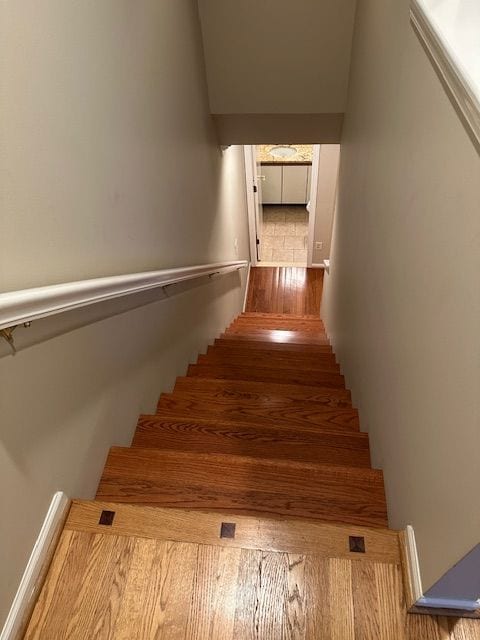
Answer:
0, 260, 248, 332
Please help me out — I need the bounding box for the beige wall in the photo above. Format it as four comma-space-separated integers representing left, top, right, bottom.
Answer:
213, 114, 344, 145
198, 0, 356, 115
321, 0, 480, 590
312, 145, 340, 264
0, 0, 250, 625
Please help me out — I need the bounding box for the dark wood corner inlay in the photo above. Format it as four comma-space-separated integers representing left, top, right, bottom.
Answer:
99, 510, 116, 526
349, 536, 366, 553
220, 522, 236, 539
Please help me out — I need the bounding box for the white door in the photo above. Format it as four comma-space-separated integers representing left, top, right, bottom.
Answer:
282, 165, 309, 204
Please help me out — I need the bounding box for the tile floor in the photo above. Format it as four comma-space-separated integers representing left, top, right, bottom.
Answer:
260, 206, 308, 265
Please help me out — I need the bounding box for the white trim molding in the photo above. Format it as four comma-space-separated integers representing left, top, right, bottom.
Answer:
403, 525, 480, 615
243, 146, 260, 266
242, 263, 251, 312
1, 492, 70, 640
306, 145, 321, 268
404, 525, 424, 603
0, 261, 248, 332
410, 0, 480, 151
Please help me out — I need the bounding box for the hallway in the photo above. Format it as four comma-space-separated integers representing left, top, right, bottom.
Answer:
245, 266, 323, 315
24, 269, 479, 639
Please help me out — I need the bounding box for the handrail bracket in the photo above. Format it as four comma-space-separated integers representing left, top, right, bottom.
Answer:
1, 326, 18, 355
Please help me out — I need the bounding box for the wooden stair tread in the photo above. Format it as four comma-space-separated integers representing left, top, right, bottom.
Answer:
197, 352, 340, 373
172, 377, 351, 407
188, 363, 345, 388
68, 500, 399, 563
173, 376, 351, 402
214, 337, 333, 354
206, 344, 337, 365
157, 393, 359, 432
132, 414, 370, 466
96, 447, 388, 528
229, 321, 325, 332
220, 331, 330, 345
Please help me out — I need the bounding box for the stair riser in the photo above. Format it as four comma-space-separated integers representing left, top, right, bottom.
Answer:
173, 376, 351, 404
207, 345, 337, 366
156, 396, 360, 432
214, 338, 333, 354
188, 364, 345, 388
198, 353, 340, 373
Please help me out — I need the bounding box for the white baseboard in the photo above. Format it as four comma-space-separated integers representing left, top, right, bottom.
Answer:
404, 525, 480, 613
417, 595, 480, 611
242, 263, 251, 312
1, 492, 70, 640
404, 524, 424, 602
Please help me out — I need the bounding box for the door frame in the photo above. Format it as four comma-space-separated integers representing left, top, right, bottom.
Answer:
244, 144, 321, 267
243, 145, 260, 265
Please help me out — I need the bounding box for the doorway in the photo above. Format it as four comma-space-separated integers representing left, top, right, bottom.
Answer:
244, 144, 339, 269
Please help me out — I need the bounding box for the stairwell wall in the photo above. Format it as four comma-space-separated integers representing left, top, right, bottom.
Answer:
321, 0, 480, 591
0, 0, 250, 626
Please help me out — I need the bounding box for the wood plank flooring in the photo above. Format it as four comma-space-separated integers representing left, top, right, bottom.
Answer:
245, 267, 323, 314
25, 504, 478, 639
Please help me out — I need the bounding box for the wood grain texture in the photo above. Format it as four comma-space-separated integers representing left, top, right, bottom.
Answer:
173, 376, 351, 403
96, 447, 388, 527
156, 393, 360, 432
66, 501, 400, 562
186, 545, 241, 640
245, 267, 323, 315
133, 415, 371, 466
111, 538, 196, 639
329, 557, 355, 640
25, 532, 196, 640
205, 344, 337, 367
197, 351, 340, 373
26, 526, 477, 639
352, 561, 383, 639
187, 363, 345, 388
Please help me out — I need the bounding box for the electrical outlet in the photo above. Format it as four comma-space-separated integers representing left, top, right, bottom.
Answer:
315, 241, 323, 250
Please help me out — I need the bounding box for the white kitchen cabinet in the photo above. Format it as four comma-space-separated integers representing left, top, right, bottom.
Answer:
282, 165, 309, 204
260, 165, 282, 204
260, 164, 311, 205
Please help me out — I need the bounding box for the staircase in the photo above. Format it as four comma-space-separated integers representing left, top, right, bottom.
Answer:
96, 312, 388, 528
26, 303, 480, 638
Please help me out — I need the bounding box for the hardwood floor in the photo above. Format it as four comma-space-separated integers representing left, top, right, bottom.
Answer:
24, 269, 480, 638
245, 267, 323, 314
25, 503, 477, 639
